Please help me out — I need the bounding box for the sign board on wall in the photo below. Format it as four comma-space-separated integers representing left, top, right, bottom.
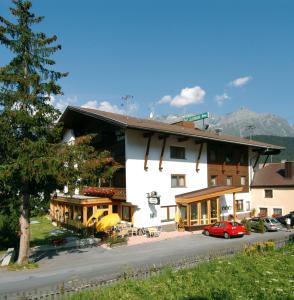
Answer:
148, 198, 160, 205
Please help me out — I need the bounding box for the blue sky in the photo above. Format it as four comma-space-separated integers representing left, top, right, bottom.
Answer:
1, 0, 294, 122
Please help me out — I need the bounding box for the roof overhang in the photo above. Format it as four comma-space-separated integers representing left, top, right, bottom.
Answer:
176, 186, 244, 205
59, 106, 284, 151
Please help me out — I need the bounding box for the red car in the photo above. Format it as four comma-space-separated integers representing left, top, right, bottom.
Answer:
203, 221, 246, 239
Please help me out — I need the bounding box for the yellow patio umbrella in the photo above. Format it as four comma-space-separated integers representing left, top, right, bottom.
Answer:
175, 207, 182, 223
95, 213, 121, 232
86, 209, 104, 227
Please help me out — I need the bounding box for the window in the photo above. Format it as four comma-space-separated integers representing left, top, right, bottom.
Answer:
161, 206, 176, 222
210, 175, 218, 186
264, 189, 273, 198
122, 206, 131, 222
241, 176, 246, 186
259, 207, 268, 217
87, 206, 93, 219
191, 203, 198, 221
170, 146, 185, 159
273, 208, 282, 216
171, 174, 186, 188
209, 149, 217, 162
226, 176, 233, 186
240, 152, 246, 164
225, 152, 233, 163
236, 200, 243, 212
246, 201, 250, 211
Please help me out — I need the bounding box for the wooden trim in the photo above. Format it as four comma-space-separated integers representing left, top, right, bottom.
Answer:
176, 186, 243, 204
187, 205, 191, 227
233, 192, 236, 221
83, 206, 87, 226
253, 152, 261, 169
159, 136, 167, 171
196, 143, 203, 172
144, 134, 152, 171
207, 200, 211, 224
178, 137, 189, 142
217, 197, 220, 222
263, 154, 270, 168
197, 202, 201, 225
222, 161, 226, 174
54, 196, 112, 205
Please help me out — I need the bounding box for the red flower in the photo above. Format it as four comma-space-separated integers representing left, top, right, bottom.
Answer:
83, 187, 115, 197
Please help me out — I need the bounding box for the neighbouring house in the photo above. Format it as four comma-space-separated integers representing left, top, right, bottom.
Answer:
251, 161, 294, 217
50, 106, 283, 230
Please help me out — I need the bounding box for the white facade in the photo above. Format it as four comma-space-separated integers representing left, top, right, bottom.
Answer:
125, 129, 208, 227
125, 129, 254, 227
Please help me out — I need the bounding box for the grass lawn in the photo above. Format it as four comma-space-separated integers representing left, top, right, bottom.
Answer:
64, 242, 294, 300
30, 216, 77, 247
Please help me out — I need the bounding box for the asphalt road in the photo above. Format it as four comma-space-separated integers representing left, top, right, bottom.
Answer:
0, 230, 293, 295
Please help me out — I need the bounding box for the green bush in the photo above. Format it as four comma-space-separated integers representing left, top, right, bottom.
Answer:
241, 218, 251, 234
256, 218, 265, 233
107, 235, 128, 247
0, 211, 19, 251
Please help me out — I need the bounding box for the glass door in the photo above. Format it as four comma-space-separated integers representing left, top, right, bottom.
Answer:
210, 199, 218, 223
200, 201, 209, 225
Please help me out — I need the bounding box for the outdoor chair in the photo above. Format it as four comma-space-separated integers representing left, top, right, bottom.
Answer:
146, 227, 161, 238
128, 227, 139, 236
117, 228, 129, 239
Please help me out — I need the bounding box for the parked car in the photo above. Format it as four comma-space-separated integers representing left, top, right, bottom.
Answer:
203, 221, 246, 239
276, 214, 294, 227
249, 217, 285, 232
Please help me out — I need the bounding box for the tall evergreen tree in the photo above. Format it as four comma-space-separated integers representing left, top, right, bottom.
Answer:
0, 1, 122, 264
0, 0, 68, 264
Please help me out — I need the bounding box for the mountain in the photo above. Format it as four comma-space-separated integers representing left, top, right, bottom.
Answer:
250, 135, 294, 162
207, 108, 294, 137
157, 108, 294, 137
156, 109, 294, 162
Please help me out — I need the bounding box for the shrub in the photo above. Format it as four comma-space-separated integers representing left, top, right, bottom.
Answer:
107, 235, 128, 247
241, 218, 251, 234
244, 241, 276, 254
256, 218, 265, 233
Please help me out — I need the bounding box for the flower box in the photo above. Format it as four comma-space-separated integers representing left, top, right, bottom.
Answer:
83, 187, 115, 197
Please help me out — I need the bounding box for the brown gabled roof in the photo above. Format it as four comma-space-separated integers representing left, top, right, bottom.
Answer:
176, 186, 243, 204
61, 106, 284, 150
251, 163, 294, 187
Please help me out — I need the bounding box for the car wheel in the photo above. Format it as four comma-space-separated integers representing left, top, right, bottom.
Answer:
264, 226, 268, 232
204, 230, 210, 236
224, 232, 230, 239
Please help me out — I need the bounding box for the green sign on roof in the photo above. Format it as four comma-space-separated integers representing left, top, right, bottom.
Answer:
184, 112, 209, 122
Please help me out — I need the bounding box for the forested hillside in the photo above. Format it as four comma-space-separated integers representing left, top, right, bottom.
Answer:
252, 135, 294, 162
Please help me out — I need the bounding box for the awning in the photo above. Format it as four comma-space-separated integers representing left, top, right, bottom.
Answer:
176, 185, 243, 205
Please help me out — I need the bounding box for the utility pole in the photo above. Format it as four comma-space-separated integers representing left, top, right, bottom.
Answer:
122, 95, 133, 117
246, 124, 256, 140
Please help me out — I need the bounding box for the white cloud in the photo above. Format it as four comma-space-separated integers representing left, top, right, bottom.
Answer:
82, 100, 124, 114
158, 86, 205, 107
230, 76, 252, 87
215, 93, 230, 106
49, 96, 78, 112
82, 100, 141, 115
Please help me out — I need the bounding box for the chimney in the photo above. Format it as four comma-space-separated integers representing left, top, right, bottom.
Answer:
171, 121, 198, 129
285, 161, 294, 178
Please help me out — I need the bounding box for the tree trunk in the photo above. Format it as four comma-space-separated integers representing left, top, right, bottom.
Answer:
17, 193, 30, 265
